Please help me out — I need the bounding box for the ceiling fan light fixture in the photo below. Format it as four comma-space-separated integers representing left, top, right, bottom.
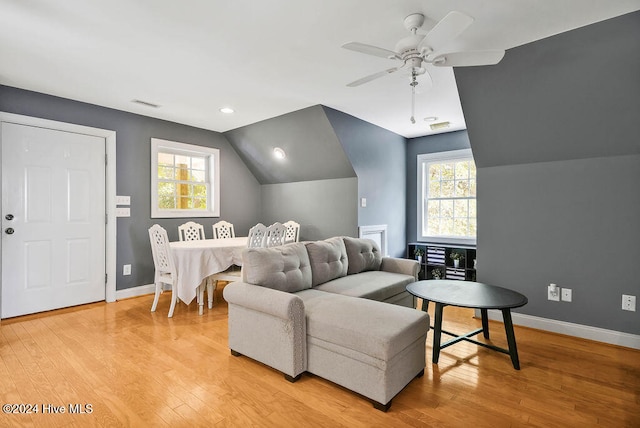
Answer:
430, 121, 451, 131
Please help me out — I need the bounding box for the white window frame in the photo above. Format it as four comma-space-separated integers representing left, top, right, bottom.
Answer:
417, 149, 476, 245
151, 138, 220, 218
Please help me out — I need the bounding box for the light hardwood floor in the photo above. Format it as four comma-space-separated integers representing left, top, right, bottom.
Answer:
1, 289, 639, 427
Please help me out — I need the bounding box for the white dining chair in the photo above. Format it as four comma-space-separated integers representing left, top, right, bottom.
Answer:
148, 224, 179, 317
247, 223, 267, 248
177, 221, 210, 309
207, 268, 242, 309
264, 222, 287, 247
207, 221, 239, 309
178, 221, 206, 241
212, 220, 235, 239
283, 220, 300, 243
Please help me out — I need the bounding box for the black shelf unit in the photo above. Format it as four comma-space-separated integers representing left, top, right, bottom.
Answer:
407, 243, 476, 282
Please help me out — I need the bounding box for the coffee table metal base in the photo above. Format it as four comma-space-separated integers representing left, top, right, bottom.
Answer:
428, 302, 521, 370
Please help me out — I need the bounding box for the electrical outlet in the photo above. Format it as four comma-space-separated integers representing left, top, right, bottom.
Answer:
561, 288, 572, 302
548, 283, 560, 301
622, 295, 636, 312
123, 264, 131, 276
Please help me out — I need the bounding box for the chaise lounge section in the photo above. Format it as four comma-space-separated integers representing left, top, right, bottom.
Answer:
223, 237, 429, 410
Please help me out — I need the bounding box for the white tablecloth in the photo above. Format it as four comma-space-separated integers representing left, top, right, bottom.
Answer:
170, 237, 247, 304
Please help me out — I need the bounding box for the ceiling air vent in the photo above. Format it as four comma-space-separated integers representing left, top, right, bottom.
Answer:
430, 121, 450, 131
132, 99, 160, 108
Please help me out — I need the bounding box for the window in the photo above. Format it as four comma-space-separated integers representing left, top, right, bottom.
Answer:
151, 138, 220, 218
418, 149, 476, 244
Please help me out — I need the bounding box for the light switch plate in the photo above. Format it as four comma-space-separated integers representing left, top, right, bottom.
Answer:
116, 195, 131, 205
115, 207, 130, 217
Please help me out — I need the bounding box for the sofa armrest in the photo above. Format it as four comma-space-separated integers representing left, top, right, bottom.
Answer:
380, 257, 420, 280
223, 282, 307, 379
224, 281, 304, 320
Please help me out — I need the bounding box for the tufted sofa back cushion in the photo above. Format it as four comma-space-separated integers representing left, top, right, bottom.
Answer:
242, 242, 312, 293
306, 237, 348, 287
343, 237, 382, 274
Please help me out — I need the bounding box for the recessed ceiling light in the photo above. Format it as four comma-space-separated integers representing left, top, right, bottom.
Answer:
423, 116, 438, 122
273, 147, 286, 160
219, 107, 234, 114
430, 121, 451, 131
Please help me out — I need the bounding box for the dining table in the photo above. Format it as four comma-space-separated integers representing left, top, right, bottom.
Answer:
169, 236, 247, 308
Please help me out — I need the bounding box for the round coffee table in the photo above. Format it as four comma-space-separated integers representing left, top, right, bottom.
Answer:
407, 280, 528, 369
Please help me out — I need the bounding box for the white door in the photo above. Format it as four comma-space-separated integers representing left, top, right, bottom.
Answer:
1, 122, 106, 318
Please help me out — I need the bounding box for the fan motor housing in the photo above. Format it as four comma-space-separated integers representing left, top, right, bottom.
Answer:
395, 34, 424, 57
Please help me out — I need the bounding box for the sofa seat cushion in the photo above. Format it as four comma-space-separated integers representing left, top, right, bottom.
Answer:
300, 292, 428, 365
313, 271, 414, 302
242, 242, 312, 293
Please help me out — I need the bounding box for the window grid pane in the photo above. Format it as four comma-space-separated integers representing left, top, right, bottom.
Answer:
157, 151, 209, 211
422, 158, 477, 239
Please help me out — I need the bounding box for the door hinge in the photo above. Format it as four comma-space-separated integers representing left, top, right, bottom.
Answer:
105, 154, 108, 165
105, 213, 108, 224
105, 273, 108, 284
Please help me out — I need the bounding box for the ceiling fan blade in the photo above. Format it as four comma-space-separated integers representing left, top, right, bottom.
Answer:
346, 67, 399, 87
431, 50, 506, 67
418, 11, 474, 52
342, 42, 400, 60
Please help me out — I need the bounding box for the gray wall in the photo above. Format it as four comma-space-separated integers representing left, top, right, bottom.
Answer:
405, 130, 471, 244
323, 107, 407, 257
224, 105, 355, 184
479, 155, 639, 333
226, 104, 409, 257
224, 105, 359, 245
261, 178, 358, 241
0, 85, 261, 291
454, 11, 640, 334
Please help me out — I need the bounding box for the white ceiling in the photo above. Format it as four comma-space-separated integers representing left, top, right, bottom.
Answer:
1, 1, 639, 138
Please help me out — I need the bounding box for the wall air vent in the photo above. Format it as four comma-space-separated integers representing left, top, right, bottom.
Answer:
132, 99, 160, 108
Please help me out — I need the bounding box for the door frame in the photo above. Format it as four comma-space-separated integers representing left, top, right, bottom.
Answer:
0, 112, 117, 312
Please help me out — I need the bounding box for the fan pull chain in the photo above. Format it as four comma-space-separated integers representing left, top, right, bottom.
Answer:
410, 85, 416, 124
410, 71, 418, 124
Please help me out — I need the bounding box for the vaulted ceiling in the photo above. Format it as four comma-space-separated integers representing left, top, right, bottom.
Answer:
1, 1, 639, 138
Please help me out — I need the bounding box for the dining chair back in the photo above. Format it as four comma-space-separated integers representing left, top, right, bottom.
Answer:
247, 223, 267, 248
264, 222, 287, 248
283, 220, 300, 243
178, 221, 206, 241
212, 220, 235, 239
148, 224, 179, 317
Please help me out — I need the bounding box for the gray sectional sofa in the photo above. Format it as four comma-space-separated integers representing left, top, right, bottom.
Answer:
223, 236, 430, 411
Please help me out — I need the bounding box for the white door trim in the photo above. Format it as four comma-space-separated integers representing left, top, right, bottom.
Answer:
0, 112, 117, 304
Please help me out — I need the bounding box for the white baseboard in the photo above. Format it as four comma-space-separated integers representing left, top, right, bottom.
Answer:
115, 284, 155, 300
478, 309, 640, 350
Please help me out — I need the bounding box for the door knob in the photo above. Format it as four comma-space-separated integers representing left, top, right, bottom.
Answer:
5, 228, 14, 235
5, 214, 13, 221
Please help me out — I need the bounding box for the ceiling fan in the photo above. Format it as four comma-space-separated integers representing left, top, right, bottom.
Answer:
342, 11, 505, 123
